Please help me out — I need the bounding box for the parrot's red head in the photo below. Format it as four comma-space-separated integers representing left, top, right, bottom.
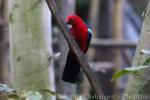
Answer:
66, 15, 84, 26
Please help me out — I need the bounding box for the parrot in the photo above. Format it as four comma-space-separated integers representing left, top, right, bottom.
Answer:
62, 15, 92, 83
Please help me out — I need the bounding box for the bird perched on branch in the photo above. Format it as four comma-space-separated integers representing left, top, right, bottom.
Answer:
62, 15, 92, 83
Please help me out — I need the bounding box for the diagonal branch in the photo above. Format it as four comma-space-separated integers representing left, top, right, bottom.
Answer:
45, 0, 104, 98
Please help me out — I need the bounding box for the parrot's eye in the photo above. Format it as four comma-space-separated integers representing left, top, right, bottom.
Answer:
69, 18, 75, 23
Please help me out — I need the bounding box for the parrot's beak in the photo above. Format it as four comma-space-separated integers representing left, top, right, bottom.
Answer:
66, 18, 72, 28
66, 21, 69, 24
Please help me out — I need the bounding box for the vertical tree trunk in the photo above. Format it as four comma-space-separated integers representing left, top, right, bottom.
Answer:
113, 0, 124, 66
89, 0, 100, 36
82, 0, 100, 95
0, 0, 9, 84
124, 1, 150, 99
113, 0, 124, 97
94, 0, 114, 96
10, 0, 52, 99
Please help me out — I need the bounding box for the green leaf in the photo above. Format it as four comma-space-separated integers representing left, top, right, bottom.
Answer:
111, 66, 150, 82
143, 57, 150, 65
7, 94, 19, 99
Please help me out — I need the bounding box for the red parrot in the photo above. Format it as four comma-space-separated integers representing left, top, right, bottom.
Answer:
62, 15, 92, 83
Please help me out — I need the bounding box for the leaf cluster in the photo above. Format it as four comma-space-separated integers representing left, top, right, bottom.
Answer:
111, 57, 150, 81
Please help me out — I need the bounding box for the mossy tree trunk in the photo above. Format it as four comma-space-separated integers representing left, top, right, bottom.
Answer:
10, 0, 52, 99
124, 0, 150, 100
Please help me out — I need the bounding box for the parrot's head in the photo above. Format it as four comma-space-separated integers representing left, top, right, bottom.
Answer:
66, 15, 84, 26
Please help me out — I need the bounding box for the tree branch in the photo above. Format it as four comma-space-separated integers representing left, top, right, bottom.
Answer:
91, 38, 137, 48
45, 0, 104, 99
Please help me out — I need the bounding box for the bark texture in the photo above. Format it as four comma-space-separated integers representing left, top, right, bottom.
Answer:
10, 0, 51, 99
124, 1, 150, 100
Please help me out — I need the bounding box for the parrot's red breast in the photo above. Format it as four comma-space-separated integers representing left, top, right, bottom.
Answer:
66, 15, 88, 52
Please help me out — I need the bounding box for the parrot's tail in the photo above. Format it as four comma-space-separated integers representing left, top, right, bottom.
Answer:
62, 50, 80, 83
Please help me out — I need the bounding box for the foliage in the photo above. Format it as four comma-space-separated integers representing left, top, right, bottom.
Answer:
76, 0, 90, 22
0, 84, 71, 100
111, 57, 150, 82
76, 0, 89, 7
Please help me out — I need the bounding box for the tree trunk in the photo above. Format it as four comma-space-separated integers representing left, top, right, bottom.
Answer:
0, 0, 9, 84
113, 0, 124, 97
94, 0, 114, 96
10, 0, 52, 99
124, 1, 150, 100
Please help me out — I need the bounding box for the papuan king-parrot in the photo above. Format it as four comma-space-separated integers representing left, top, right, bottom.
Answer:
62, 15, 92, 83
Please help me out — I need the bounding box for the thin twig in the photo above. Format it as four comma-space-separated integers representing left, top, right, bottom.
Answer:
45, 0, 104, 99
